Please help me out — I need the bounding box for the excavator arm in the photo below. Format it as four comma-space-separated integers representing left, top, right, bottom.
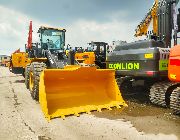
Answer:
134, 0, 158, 37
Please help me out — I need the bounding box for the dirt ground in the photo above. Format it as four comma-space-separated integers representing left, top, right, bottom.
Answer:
0, 66, 179, 140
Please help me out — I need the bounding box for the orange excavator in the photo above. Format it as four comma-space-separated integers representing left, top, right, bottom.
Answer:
168, 1, 180, 114
168, 44, 180, 114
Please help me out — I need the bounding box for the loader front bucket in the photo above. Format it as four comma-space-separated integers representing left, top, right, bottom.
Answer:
39, 67, 127, 120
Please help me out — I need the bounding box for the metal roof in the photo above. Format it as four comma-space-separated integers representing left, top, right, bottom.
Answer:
39, 26, 66, 32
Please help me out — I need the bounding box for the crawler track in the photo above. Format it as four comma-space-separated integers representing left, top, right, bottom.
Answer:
150, 81, 180, 114
170, 87, 180, 115
149, 81, 174, 107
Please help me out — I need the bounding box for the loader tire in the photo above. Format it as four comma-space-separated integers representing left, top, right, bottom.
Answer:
116, 77, 133, 96
29, 62, 46, 101
25, 64, 31, 89
22, 68, 25, 77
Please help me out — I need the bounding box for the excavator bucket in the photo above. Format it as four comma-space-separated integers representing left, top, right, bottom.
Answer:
39, 66, 127, 120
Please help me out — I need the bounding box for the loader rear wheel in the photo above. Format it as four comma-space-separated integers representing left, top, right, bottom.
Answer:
29, 62, 46, 101
22, 68, 25, 77
25, 64, 31, 89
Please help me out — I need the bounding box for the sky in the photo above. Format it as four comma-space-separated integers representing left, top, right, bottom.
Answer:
0, 0, 158, 55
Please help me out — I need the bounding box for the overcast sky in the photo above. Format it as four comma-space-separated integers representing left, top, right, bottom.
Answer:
0, 0, 156, 55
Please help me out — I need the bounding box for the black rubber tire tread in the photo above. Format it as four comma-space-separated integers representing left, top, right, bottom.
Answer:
116, 77, 133, 96
22, 68, 25, 77
25, 64, 31, 89
150, 81, 176, 107
29, 62, 46, 101
170, 87, 180, 115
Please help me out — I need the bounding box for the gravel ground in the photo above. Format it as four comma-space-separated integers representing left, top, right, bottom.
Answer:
0, 66, 179, 140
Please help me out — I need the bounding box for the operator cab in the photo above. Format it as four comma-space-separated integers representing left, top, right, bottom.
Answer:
38, 26, 66, 51
88, 42, 109, 68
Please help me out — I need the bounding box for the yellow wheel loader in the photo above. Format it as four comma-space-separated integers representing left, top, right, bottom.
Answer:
25, 21, 127, 120
74, 42, 108, 68
75, 51, 95, 65
9, 51, 31, 76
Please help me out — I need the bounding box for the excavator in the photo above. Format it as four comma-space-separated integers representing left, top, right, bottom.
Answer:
106, 0, 180, 114
24, 21, 126, 120
135, 0, 180, 114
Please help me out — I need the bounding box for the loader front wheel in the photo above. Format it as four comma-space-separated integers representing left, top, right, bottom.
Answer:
29, 62, 46, 101
25, 64, 31, 89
